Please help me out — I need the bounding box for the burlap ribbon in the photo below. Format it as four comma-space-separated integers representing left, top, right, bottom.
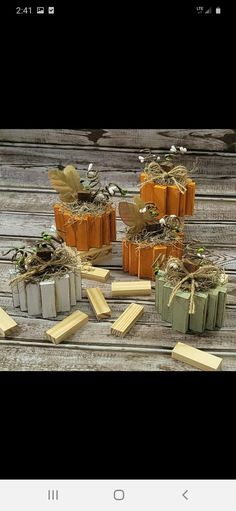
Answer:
140, 161, 189, 194
166, 263, 227, 314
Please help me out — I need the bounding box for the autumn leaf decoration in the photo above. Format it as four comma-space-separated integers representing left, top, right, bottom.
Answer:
48, 165, 85, 203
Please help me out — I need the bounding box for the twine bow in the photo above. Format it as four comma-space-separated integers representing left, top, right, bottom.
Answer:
140, 161, 189, 194
167, 263, 227, 314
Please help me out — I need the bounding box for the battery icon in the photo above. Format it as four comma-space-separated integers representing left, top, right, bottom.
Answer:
216, 6, 221, 13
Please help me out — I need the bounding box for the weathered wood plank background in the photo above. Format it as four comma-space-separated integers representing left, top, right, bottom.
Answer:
0, 129, 236, 371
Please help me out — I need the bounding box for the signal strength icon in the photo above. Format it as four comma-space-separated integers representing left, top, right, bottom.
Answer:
205, 6, 212, 13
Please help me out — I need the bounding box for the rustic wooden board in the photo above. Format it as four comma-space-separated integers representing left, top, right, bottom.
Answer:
0, 211, 235, 246
1, 341, 236, 371
1, 129, 236, 151
0, 190, 236, 222
0, 294, 235, 350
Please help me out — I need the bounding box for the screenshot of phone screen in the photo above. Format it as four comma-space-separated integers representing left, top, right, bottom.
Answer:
0, 480, 235, 510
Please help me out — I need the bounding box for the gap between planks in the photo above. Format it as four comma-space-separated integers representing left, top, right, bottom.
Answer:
1, 338, 236, 357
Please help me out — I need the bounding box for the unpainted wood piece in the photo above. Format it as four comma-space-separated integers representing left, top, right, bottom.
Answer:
55, 274, 71, 312
86, 287, 111, 320
0, 307, 18, 337
40, 280, 57, 319
81, 266, 110, 283
172, 342, 222, 371
18, 280, 28, 312
46, 310, 89, 344
111, 280, 151, 297
26, 282, 42, 316
111, 303, 144, 337
77, 244, 112, 262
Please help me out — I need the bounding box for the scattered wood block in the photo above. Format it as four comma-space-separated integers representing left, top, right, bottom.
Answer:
81, 266, 110, 283
77, 244, 112, 263
86, 287, 111, 320
172, 342, 222, 371
46, 310, 88, 344
0, 307, 18, 337
111, 303, 144, 337
111, 280, 151, 297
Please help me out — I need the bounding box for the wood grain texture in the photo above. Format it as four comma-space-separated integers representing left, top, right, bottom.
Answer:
1, 190, 236, 222
0, 129, 236, 370
1, 129, 236, 151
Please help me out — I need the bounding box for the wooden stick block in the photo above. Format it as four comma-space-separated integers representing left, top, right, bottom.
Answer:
128, 243, 139, 276
111, 281, 151, 297
172, 290, 190, 333
172, 342, 222, 371
9, 269, 20, 307
179, 191, 187, 217
138, 246, 154, 279
140, 181, 155, 204
109, 208, 117, 241
86, 287, 111, 320
154, 185, 167, 218
122, 240, 129, 272
0, 307, 18, 337
185, 180, 196, 215
89, 215, 103, 248
18, 280, 28, 312
53, 204, 65, 240
153, 245, 167, 269
206, 288, 219, 330
63, 211, 76, 247
40, 280, 57, 319
74, 270, 82, 301
81, 266, 110, 283
111, 303, 144, 337
46, 310, 88, 344
162, 283, 174, 323
75, 215, 90, 251
26, 282, 42, 316
155, 273, 166, 314
55, 274, 71, 312
189, 291, 208, 333
102, 211, 111, 245
69, 272, 76, 306
166, 185, 181, 215
215, 286, 227, 328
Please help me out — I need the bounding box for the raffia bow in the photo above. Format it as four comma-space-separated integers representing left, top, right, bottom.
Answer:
140, 161, 189, 194
166, 263, 227, 314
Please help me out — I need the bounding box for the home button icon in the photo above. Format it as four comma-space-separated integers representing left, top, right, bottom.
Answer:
114, 489, 125, 501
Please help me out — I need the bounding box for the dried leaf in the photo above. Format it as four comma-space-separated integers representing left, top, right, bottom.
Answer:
48, 165, 84, 202
119, 202, 145, 229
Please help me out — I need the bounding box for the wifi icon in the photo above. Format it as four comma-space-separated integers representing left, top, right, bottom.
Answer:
205, 6, 212, 13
